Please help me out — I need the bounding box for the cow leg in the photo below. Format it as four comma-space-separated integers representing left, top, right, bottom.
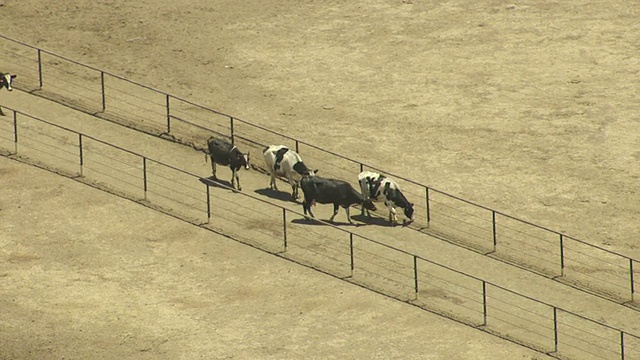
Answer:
230, 167, 241, 191
288, 174, 298, 199
359, 180, 371, 217
0, 106, 4, 116
268, 173, 278, 191
363, 201, 372, 217
344, 206, 354, 224
388, 204, 398, 224
234, 169, 242, 191
329, 204, 339, 222
383, 199, 396, 223
210, 161, 217, 179
303, 200, 314, 219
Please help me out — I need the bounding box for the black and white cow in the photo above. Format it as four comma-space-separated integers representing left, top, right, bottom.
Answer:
300, 175, 376, 224
0, 73, 17, 116
206, 137, 250, 191
263, 145, 317, 199
358, 171, 415, 224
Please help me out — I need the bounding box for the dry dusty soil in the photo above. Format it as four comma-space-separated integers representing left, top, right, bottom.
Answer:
1, 0, 639, 359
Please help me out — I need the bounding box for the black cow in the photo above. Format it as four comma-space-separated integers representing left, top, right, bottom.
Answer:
300, 176, 376, 224
0, 73, 17, 116
206, 137, 250, 191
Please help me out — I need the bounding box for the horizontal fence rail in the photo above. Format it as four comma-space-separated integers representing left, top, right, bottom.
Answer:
3, 105, 640, 359
1, 36, 640, 303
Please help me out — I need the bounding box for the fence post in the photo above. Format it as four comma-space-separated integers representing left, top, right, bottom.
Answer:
165, 94, 171, 134
482, 281, 487, 326
37, 49, 43, 89
553, 307, 558, 353
282, 208, 287, 250
100, 71, 106, 111
425, 187, 431, 223
230, 116, 234, 144
413, 255, 419, 300
12, 110, 18, 154
492, 211, 497, 252
206, 184, 211, 223
78, 133, 84, 176
630, 259, 635, 303
142, 157, 148, 200
559, 234, 565, 277
349, 233, 354, 277
620, 330, 625, 360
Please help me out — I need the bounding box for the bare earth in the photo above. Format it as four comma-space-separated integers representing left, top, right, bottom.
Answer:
1, 0, 639, 358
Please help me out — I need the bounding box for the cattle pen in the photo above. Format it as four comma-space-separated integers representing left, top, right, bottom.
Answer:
3, 101, 640, 359
1, 34, 638, 308
2, 44, 640, 360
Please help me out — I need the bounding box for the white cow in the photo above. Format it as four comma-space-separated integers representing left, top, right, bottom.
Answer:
358, 171, 415, 224
0, 73, 17, 116
263, 145, 317, 199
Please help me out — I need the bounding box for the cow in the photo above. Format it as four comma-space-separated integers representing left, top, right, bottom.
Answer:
205, 136, 250, 191
358, 171, 415, 225
263, 145, 317, 200
0, 73, 17, 116
300, 175, 376, 224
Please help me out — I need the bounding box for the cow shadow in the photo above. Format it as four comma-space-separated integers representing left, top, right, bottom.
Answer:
254, 188, 298, 203
199, 177, 237, 192
350, 214, 396, 227
291, 217, 362, 227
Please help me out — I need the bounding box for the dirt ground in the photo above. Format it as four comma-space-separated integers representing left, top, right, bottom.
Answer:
1, 0, 639, 358
1, 156, 556, 359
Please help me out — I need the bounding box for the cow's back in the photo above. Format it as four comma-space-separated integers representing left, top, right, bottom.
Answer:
265, 145, 304, 178
208, 137, 233, 165
359, 171, 386, 200
263, 145, 287, 173
280, 151, 309, 181
302, 176, 358, 205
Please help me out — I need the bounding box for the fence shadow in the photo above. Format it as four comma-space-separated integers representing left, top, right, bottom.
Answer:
198, 176, 238, 192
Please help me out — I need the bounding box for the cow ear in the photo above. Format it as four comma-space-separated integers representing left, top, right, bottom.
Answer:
314, 169, 319, 174
11, 75, 16, 79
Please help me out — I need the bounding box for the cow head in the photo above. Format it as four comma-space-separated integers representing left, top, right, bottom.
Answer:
363, 198, 377, 211
0, 74, 16, 91
403, 203, 415, 223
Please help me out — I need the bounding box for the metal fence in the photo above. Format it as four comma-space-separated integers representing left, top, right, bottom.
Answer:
0, 34, 639, 307
2, 105, 640, 359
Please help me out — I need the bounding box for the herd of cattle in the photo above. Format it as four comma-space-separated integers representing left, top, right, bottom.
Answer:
0, 72, 414, 226
207, 136, 415, 225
